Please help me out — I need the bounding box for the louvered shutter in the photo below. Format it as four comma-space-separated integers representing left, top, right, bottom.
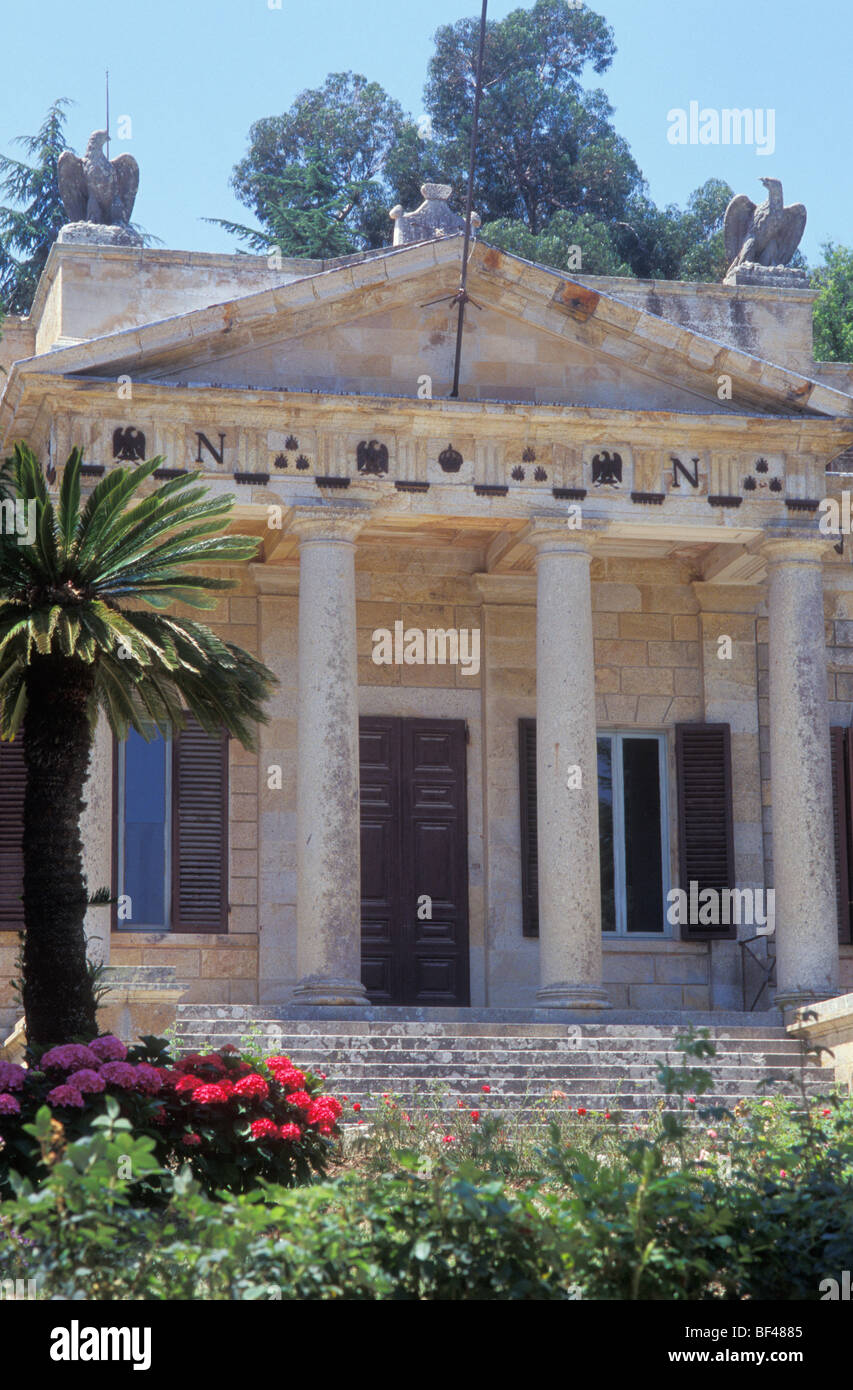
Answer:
518, 718, 539, 937
172, 718, 228, 932
674, 723, 736, 940
835, 726, 853, 944
0, 735, 26, 930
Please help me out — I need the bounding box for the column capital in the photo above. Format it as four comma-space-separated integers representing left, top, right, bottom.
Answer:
760, 532, 830, 568
522, 518, 600, 558
287, 499, 373, 544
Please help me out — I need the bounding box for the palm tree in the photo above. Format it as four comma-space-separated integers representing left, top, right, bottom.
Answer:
0, 445, 276, 1047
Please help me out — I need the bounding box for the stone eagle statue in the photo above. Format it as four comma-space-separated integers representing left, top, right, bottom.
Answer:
57, 130, 139, 227
723, 177, 806, 276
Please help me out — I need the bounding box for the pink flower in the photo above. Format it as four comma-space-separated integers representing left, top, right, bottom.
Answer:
98, 1061, 140, 1090
134, 1064, 163, 1096
88, 1035, 127, 1062
0, 1093, 21, 1116
442, 1135, 456, 1145
762, 1099, 773, 1108
687, 1096, 696, 1106
181, 1133, 202, 1147
234, 1073, 270, 1102
193, 1084, 230, 1105
279, 1123, 301, 1142
707, 1129, 718, 1139
779, 1169, 788, 1178
46, 1084, 85, 1109
41, 1043, 99, 1072
250, 1118, 279, 1140
0, 1062, 26, 1092
67, 1069, 106, 1094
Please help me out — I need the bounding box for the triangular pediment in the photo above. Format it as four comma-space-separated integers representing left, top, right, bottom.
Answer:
7, 238, 853, 421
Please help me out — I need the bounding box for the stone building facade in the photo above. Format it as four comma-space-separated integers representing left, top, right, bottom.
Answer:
2, 222, 853, 1032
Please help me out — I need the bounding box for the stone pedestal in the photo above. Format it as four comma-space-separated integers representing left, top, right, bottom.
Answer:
530, 524, 610, 1009
292, 505, 370, 1006
764, 537, 840, 1006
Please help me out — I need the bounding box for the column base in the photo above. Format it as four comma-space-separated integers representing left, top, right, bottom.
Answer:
774, 987, 841, 1011
292, 976, 369, 1007
536, 982, 612, 1010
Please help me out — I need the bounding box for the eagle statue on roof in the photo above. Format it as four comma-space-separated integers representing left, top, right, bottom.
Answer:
57, 130, 139, 227
723, 177, 806, 277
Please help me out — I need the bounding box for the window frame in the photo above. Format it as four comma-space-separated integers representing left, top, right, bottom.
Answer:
599, 729, 671, 939
114, 727, 173, 933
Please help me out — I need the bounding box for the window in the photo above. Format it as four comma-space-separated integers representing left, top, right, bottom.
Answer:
598, 733, 669, 935
519, 722, 670, 937
114, 717, 229, 933
117, 728, 172, 930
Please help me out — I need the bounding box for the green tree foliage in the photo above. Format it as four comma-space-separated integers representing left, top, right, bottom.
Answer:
223, 6, 734, 284
812, 243, 853, 363
422, 0, 639, 234
0, 99, 74, 314
0, 447, 275, 1045
482, 210, 632, 277
224, 73, 410, 255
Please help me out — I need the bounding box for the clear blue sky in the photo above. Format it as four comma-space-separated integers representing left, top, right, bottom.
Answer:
0, 0, 849, 264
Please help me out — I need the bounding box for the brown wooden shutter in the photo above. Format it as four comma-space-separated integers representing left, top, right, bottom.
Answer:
0, 734, 26, 930
172, 718, 229, 932
518, 717, 539, 937
675, 723, 736, 940
834, 725, 853, 944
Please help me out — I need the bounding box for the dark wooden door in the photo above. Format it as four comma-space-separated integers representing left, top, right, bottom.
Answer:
360, 717, 469, 1005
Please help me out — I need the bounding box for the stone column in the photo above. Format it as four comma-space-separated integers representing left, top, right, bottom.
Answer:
291, 504, 370, 1006
529, 524, 610, 1009
764, 536, 839, 1007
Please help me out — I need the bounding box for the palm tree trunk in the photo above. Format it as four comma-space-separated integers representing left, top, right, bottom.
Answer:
22, 653, 98, 1046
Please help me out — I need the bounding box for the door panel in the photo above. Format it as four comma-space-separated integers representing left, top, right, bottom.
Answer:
360, 716, 469, 1005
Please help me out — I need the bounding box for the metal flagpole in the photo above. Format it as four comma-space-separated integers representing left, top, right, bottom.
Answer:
449, 0, 488, 399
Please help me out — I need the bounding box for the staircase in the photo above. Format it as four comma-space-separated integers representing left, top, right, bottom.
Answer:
173, 1008, 831, 1120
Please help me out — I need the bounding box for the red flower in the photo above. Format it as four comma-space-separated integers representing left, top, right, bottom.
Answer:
481, 1085, 491, 1094
470, 1110, 480, 1123
250, 1118, 279, 1140
577, 1107, 587, 1116
822, 1108, 831, 1117
352, 1102, 361, 1112
279, 1123, 301, 1141
234, 1073, 270, 1102
687, 1096, 696, 1106
286, 1090, 312, 1112
181, 1132, 202, 1147
175, 1074, 203, 1094
457, 1099, 464, 1109
442, 1135, 456, 1145
193, 1083, 230, 1105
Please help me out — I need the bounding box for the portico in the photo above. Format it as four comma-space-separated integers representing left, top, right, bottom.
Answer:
2, 230, 853, 1032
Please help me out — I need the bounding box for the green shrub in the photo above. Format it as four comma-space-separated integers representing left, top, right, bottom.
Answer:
0, 1034, 342, 1198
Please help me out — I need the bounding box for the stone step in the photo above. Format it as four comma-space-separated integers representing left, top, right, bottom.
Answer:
173, 1009, 830, 1114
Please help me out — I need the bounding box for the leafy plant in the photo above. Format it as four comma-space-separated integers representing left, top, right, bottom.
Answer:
0, 446, 276, 1045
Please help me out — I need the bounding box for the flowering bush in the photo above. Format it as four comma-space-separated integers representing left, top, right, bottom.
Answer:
0, 1035, 343, 1198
